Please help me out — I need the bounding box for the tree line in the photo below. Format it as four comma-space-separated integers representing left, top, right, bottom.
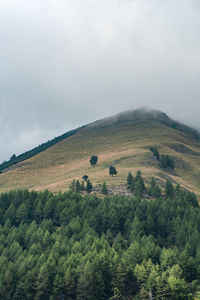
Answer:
70, 169, 184, 200
0, 127, 84, 173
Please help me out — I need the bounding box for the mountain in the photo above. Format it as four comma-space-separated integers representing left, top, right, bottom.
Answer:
1, 108, 200, 195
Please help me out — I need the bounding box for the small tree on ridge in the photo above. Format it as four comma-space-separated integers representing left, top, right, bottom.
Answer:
90, 156, 98, 167
109, 166, 118, 177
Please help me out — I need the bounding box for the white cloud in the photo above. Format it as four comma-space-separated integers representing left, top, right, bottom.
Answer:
0, 0, 200, 161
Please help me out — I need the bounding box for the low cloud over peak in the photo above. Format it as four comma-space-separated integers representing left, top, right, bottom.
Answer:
0, 0, 200, 161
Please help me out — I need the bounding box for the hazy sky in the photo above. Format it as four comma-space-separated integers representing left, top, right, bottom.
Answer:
0, 0, 200, 161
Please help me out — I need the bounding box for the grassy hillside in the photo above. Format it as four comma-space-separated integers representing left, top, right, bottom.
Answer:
1, 108, 200, 194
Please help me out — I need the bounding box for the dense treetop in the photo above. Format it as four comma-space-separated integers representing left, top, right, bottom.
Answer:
0, 182, 199, 299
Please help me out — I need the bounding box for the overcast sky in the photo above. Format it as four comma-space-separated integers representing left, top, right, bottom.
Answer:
0, 0, 200, 162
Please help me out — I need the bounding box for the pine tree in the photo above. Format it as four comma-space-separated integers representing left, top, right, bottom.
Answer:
110, 263, 127, 299
64, 268, 76, 299
149, 177, 161, 198
4, 203, 16, 225
53, 273, 65, 297
80, 181, 85, 191
16, 203, 28, 224
149, 177, 156, 196
109, 287, 122, 300
127, 172, 134, 189
101, 182, 108, 195
86, 180, 93, 193
153, 185, 162, 198
150, 147, 160, 160
165, 180, 174, 198
75, 180, 81, 193
109, 166, 118, 177
77, 261, 105, 300
69, 180, 76, 192
34, 264, 51, 300
134, 170, 145, 197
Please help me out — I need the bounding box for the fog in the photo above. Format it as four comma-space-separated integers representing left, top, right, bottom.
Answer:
0, 0, 200, 161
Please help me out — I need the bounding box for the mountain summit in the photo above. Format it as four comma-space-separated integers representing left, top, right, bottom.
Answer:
1, 108, 200, 194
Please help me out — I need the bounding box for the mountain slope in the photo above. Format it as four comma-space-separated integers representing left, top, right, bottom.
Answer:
1, 108, 200, 194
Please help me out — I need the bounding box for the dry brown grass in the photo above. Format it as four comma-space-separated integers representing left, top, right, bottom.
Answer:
1, 115, 200, 195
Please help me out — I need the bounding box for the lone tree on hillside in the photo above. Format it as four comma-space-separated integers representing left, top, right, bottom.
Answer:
109, 166, 118, 177
82, 175, 88, 181
90, 155, 98, 167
